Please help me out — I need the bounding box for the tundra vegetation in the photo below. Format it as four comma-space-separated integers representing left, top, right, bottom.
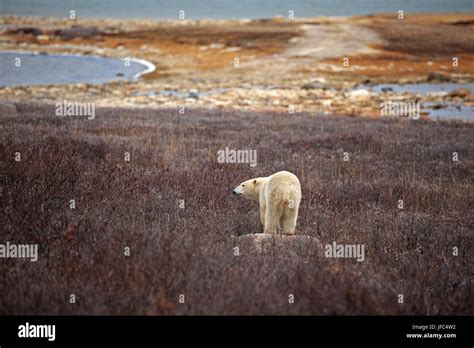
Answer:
0, 104, 472, 314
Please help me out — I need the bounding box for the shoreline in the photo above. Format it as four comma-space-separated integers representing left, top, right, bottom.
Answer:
1, 13, 473, 118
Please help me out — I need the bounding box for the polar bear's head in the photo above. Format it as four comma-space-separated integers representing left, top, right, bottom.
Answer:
233, 177, 263, 201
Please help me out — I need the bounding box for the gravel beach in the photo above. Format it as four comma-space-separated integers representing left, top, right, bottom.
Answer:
1, 14, 474, 118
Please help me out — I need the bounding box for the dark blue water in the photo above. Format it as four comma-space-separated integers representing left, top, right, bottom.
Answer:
371, 83, 474, 95
424, 102, 474, 121
360, 83, 474, 120
1, 0, 473, 19
0, 52, 154, 86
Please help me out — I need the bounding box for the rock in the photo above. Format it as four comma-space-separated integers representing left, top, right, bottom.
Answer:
37, 35, 50, 41
427, 91, 448, 98
347, 89, 371, 98
381, 87, 393, 93
427, 72, 450, 82
322, 99, 332, 109
55, 26, 102, 39
233, 233, 323, 258
226, 47, 241, 52
301, 82, 327, 90
7, 26, 42, 35
448, 88, 471, 98
464, 93, 474, 102
0, 102, 18, 115
104, 26, 120, 34
399, 78, 413, 84
209, 43, 224, 49
310, 77, 327, 83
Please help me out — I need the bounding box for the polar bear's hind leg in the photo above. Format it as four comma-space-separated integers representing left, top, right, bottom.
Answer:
264, 201, 283, 234
281, 204, 298, 235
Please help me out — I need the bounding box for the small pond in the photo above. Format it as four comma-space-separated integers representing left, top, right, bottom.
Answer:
0, 51, 155, 87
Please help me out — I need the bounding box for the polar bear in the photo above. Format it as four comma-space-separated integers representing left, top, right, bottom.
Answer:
233, 171, 301, 235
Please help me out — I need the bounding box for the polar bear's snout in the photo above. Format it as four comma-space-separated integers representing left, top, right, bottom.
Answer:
233, 185, 243, 195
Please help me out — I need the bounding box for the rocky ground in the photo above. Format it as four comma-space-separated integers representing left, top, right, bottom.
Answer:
1, 13, 474, 117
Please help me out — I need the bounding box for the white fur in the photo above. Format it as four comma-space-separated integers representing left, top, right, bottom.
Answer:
233, 171, 301, 235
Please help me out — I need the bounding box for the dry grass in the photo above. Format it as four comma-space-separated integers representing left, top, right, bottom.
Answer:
0, 104, 473, 315
318, 15, 474, 81
366, 14, 474, 56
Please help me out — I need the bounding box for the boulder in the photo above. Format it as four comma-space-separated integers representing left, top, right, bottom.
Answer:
55, 26, 102, 39
7, 26, 42, 35
301, 82, 328, 90
427, 72, 450, 82
464, 93, 474, 102
37, 35, 50, 41
380, 87, 393, 93
347, 89, 371, 100
233, 233, 323, 258
448, 88, 471, 98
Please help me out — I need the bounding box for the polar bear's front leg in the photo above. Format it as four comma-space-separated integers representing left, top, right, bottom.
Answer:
259, 190, 267, 230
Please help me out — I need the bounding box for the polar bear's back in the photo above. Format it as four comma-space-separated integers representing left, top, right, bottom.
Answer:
269, 171, 300, 185
264, 171, 301, 205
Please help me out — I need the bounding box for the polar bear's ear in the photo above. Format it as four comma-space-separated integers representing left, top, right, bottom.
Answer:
253, 179, 257, 184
